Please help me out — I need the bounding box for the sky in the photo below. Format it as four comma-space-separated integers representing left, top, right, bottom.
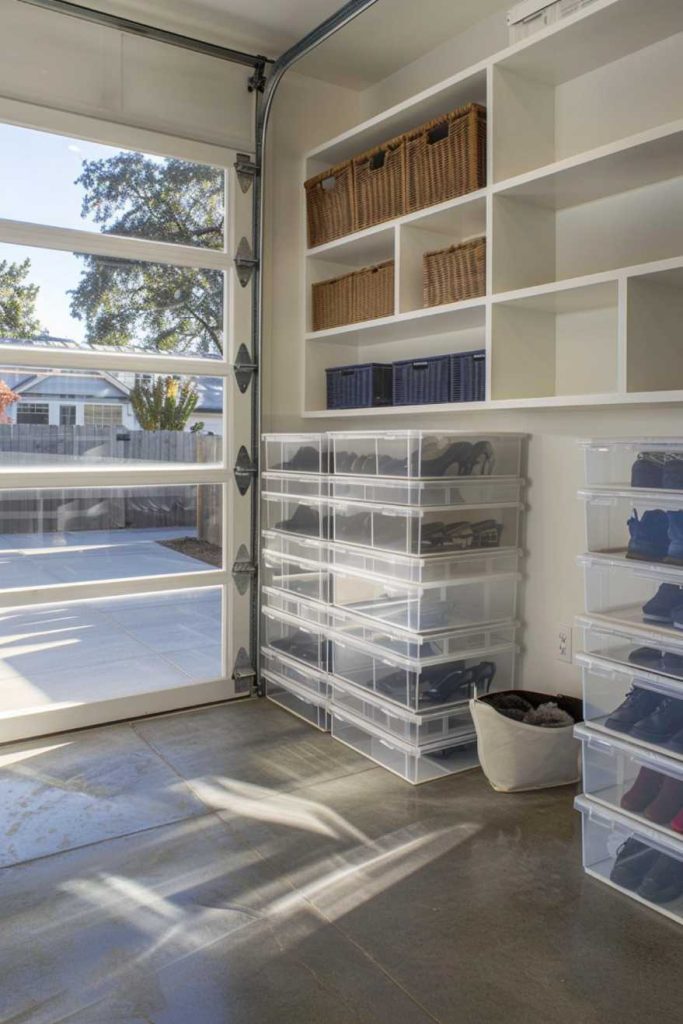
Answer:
0, 123, 120, 340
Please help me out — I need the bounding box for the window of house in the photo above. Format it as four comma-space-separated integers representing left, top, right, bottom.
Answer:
84, 403, 123, 427
59, 404, 76, 426
15, 401, 49, 424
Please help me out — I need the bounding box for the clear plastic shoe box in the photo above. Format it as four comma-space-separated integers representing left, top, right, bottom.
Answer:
262, 587, 329, 627
262, 603, 328, 671
264, 670, 330, 731
576, 724, 683, 838
329, 496, 522, 557
576, 795, 683, 925
330, 431, 525, 480
263, 433, 328, 474
577, 652, 683, 760
580, 488, 683, 558
329, 564, 520, 633
328, 626, 516, 711
330, 677, 477, 745
330, 475, 523, 508
579, 554, 683, 635
262, 471, 330, 498
262, 493, 330, 541
262, 550, 331, 605
261, 645, 330, 702
576, 616, 683, 681
582, 438, 683, 490
262, 529, 327, 564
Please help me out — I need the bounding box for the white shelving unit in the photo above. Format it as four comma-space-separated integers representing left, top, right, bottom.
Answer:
301, 0, 683, 417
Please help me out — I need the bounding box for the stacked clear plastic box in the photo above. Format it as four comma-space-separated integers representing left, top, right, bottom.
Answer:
262, 430, 526, 784
575, 439, 683, 925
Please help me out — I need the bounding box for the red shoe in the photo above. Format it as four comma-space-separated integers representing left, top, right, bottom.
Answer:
671, 808, 683, 834
620, 767, 664, 812
644, 775, 683, 825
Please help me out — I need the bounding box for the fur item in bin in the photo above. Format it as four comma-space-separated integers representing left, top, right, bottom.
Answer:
522, 701, 574, 728
487, 693, 533, 722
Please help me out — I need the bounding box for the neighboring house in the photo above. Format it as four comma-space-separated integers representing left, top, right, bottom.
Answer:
0, 336, 223, 434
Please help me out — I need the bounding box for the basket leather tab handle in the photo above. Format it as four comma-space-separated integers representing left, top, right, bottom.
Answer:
321, 175, 337, 191
427, 121, 449, 145
341, 368, 355, 376
369, 150, 386, 171
412, 361, 429, 370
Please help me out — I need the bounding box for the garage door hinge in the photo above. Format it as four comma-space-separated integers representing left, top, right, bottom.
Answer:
234, 236, 258, 287
247, 58, 268, 94
234, 445, 258, 495
233, 343, 258, 393
234, 153, 260, 193
233, 647, 259, 695
232, 544, 257, 595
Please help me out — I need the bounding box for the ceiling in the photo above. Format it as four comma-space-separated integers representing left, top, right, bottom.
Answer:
86, 0, 509, 88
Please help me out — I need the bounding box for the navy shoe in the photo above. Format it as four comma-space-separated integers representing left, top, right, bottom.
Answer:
665, 510, 683, 565
604, 686, 663, 734
631, 452, 666, 488
630, 697, 683, 744
628, 646, 665, 670
661, 651, 683, 677
662, 456, 683, 490
642, 584, 683, 624
626, 509, 670, 562
637, 853, 683, 905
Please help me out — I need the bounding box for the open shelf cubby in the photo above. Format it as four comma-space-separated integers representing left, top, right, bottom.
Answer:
301, 0, 683, 416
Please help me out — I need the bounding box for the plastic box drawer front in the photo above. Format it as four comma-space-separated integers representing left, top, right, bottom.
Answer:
331, 708, 480, 784
330, 431, 525, 480
581, 488, 683, 560
262, 494, 330, 541
581, 438, 683, 490
329, 634, 516, 711
262, 472, 330, 499
328, 543, 520, 585
261, 646, 330, 701
329, 476, 523, 507
263, 433, 328, 474
262, 588, 330, 628
330, 498, 521, 557
262, 551, 331, 605
262, 606, 327, 671
330, 569, 520, 634
579, 555, 683, 637
261, 530, 327, 564
578, 725, 683, 839
264, 671, 330, 732
576, 795, 683, 926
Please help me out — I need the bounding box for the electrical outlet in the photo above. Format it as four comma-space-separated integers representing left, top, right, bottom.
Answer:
557, 624, 572, 664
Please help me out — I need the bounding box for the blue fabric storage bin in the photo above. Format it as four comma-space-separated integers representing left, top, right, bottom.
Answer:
326, 363, 393, 409
392, 355, 450, 405
450, 350, 486, 402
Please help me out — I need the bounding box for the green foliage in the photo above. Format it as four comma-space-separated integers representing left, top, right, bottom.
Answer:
69, 155, 224, 355
0, 258, 44, 339
130, 375, 199, 431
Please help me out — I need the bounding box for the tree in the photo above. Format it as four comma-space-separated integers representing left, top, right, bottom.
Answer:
0, 379, 19, 424
130, 375, 199, 431
0, 258, 44, 339
69, 154, 224, 356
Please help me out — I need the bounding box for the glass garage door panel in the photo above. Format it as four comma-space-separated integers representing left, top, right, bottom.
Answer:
0, 485, 222, 589
0, 588, 222, 720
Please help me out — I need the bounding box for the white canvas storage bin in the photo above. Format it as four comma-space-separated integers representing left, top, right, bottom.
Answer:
330, 431, 525, 480
262, 550, 331, 605
261, 646, 330, 703
577, 725, 683, 838
330, 677, 476, 747
329, 564, 520, 634
579, 554, 683, 635
580, 488, 683, 560
261, 604, 328, 671
330, 496, 522, 557
577, 651, 683, 760
582, 438, 683, 490
262, 472, 330, 499
576, 795, 683, 926
263, 433, 328, 474
328, 627, 516, 711
330, 475, 523, 508
262, 493, 330, 541
264, 670, 330, 732
331, 706, 480, 784
576, 616, 683, 681
471, 694, 581, 791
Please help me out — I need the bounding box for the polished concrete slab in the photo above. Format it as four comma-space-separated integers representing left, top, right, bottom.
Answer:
0, 699, 680, 1024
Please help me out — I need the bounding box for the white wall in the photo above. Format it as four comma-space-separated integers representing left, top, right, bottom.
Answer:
263, 14, 683, 699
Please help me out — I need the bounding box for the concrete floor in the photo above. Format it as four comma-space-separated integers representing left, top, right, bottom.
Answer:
0, 700, 680, 1024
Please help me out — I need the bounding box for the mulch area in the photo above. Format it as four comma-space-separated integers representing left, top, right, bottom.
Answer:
158, 536, 223, 567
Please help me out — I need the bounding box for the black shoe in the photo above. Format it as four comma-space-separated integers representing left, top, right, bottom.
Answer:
637, 853, 683, 904
275, 504, 320, 535
610, 838, 660, 890
420, 663, 476, 705
628, 646, 665, 670
661, 651, 683, 678
335, 450, 357, 472
665, 724, 683, 755
630, 697, 683, 744
280, 445, 321, 472
420, 442, 474, 478
604, 687, 663, 734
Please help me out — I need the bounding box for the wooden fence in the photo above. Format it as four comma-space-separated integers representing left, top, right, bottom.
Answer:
0, 426, 223, 542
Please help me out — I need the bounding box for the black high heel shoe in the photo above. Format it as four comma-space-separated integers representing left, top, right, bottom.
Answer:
420, 441, 475, 478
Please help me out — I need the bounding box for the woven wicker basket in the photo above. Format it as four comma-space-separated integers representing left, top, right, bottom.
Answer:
305, 161, 355, 248
312, 260, 395, 331
354, 260, 394, 322
353, 135, 406, 231
423, 236, 486, 308
406, 103, 486, 213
